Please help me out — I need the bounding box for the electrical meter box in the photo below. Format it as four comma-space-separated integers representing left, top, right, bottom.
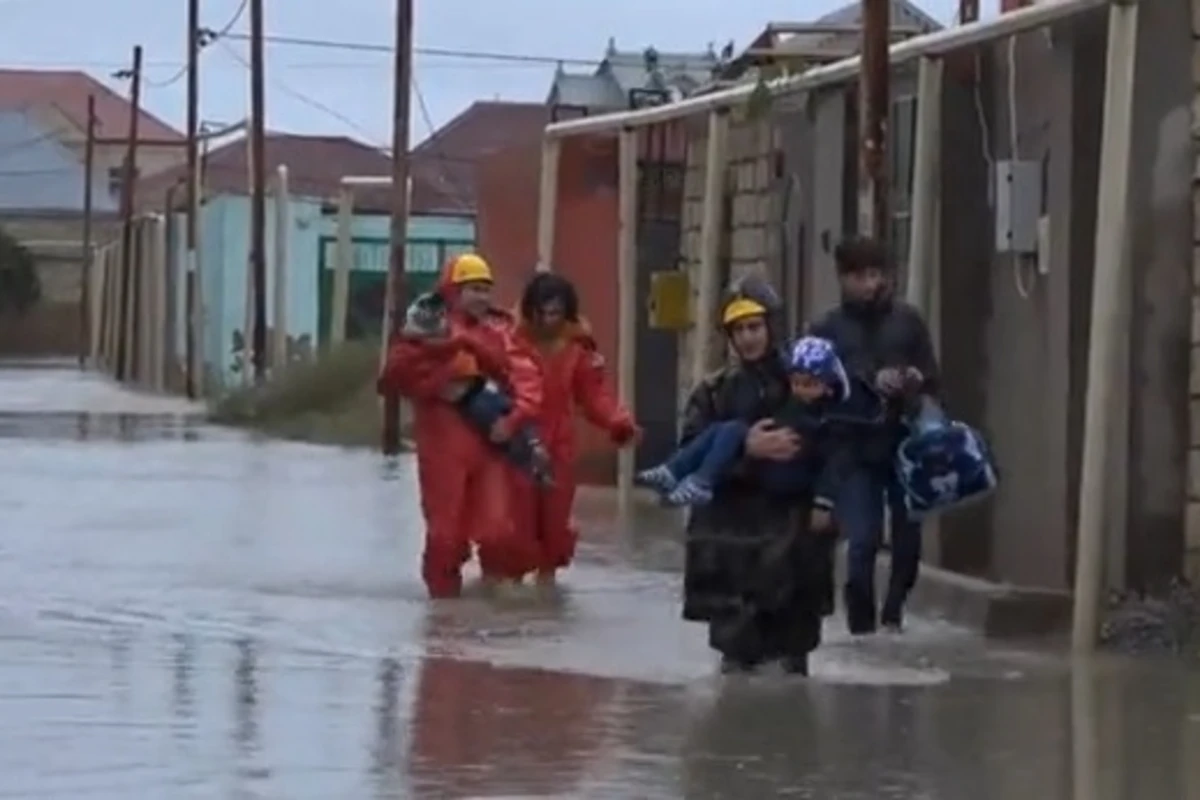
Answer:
648, 271, 692, 331
994, 159, 1041, 254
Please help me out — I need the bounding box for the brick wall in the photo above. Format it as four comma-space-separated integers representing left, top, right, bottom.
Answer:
677, 112, 782, 405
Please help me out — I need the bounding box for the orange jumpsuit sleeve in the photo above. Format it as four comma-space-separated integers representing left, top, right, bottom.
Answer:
377, 338, 463, 400
570, 342, 633, 436
499, 331, 542, 429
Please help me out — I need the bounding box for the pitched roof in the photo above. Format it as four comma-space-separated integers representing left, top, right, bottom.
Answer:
409, 101, 549, 215
137, 132, 396, 212
0, 69, 183, 143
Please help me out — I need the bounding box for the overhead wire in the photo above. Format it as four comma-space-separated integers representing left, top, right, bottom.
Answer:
214, 31, 600, 67
214, 37, 473, 209
213, 38, 384, 147
145, 0, 249, 88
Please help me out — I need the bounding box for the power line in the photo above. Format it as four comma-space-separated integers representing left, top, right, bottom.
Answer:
215, 39, 471, 208
215, 38, 384, 147
146, 0, 248, 88
411, 75, 472, 208
214, 31, 599, 67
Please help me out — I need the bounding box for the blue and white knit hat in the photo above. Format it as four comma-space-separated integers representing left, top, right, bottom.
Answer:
787, 336, 850, 400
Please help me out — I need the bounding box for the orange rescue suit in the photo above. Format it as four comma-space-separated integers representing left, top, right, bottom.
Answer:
511, 318, 636, 573
378, 273, 542, 596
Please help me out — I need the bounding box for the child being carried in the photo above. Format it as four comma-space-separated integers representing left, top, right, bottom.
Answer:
637, 336, 879, 510
403, 291, 553, 485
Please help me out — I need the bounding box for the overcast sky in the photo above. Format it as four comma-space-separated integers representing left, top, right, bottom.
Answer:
3, 0, 977, 146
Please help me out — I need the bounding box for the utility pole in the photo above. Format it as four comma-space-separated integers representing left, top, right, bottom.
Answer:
859, 0, 890, 242
380, 0, 414, 455
115, 46, 142, 382
78, 94, 96, 369
249, 0, 268, 382
185, 0, 201, 397
959, 0, 980, 23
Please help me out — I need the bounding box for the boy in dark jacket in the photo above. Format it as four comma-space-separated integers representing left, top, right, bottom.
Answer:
809, 236, 940, 635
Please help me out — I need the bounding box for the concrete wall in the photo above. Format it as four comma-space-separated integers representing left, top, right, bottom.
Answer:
1187, 0, 1200, 582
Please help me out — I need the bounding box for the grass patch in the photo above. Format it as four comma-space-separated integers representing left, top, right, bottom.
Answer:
209, 341, 405, 448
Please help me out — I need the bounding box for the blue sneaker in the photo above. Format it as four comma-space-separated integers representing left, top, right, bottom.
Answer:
665, 476, 714, 507
635, 465, 678, 494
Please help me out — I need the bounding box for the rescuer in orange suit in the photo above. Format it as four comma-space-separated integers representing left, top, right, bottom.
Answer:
510, 272, 640, 586
377, 253, 542, 598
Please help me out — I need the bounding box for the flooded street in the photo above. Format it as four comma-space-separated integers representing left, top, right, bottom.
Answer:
0, 363, 1198, 799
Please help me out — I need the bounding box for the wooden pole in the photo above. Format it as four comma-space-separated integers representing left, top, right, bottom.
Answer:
1071, 0, 1139, 653
331, 187, 353, 347
904, 57, 943, 314
381, 0, 415, 454
163, 184, 179, 390
96, 245, 109, 368
249, 0, 268, 381
138, 218, 153, 385
78, 94, 96, 369
691, 110, 729, 388
185, 0, 201, 397
272, 164, 290, 372
116, 45, 142, 382
89, 244, 105, 366
535, 137, 560, 271
103, 246, 118, 370
243, 133, 256, 386
859, 0, 890, 240
616, 127, 639, 517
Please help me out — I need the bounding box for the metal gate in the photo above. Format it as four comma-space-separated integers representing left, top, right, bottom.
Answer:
633, 123, 686, 469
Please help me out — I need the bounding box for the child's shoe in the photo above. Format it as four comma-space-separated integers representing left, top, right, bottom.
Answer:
665, 476, 714, 507
635, 464, 678, 493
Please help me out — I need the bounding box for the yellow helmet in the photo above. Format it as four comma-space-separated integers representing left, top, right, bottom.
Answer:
446, 253, 493, 285
721, 297, 767, 327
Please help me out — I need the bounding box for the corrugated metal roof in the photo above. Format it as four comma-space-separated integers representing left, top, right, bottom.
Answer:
547, 72, 624, 111
601, 49, 718, 99
0, 110, 118, 213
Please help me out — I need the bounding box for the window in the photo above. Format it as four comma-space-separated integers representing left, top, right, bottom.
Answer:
107, 165, 140, 199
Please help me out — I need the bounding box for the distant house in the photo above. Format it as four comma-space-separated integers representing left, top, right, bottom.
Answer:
409, 100, 550, 217
138, 132, 478, 386
0, 110, 118, 215
0, 69, 185, 197
720, 0, 942, 81
547, 38, 720, 117
0, 69, 184, 356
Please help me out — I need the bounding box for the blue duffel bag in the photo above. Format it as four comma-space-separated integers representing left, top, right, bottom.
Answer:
895, 397, 998, 519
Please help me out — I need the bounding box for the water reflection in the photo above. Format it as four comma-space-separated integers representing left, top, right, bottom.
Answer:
233, 637, 259, 751
407, 612, 621, 798
0, 410, 206, 442
370, 655, 403, 793
171, 632, 195, 732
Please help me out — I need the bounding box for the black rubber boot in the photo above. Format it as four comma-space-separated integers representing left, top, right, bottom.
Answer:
844, 583, 877, 636
780, 654, 810, 676
720, 655, 760, 674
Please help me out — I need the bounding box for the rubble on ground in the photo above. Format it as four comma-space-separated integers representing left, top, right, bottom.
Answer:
1100, 577, 1199, 658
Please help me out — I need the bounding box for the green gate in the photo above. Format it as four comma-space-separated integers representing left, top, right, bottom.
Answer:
317, 236, 474, 344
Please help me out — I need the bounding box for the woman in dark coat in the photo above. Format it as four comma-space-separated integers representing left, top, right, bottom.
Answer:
679, 276, 835, 675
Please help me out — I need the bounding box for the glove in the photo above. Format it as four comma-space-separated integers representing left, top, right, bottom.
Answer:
609, 416, 641, 446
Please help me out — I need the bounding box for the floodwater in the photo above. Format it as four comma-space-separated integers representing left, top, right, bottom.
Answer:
0, 363, 1197, 799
